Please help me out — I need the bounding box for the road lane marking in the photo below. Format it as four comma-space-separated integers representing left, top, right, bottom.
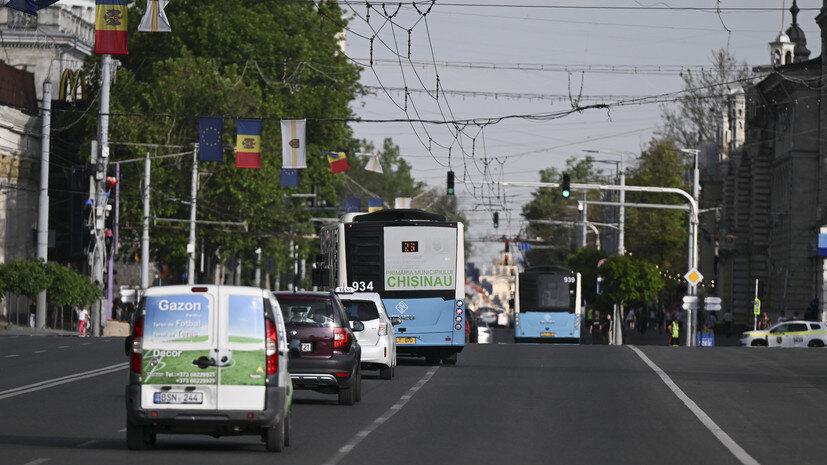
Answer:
23, 459, 49, 465
77, 440, 98, 448
0, 363, 127, 401
33, 350, 46, 354
5, 354, 20, 358
58, 346, 69, 349
322, 366, 439, 465
629, 346, 760, 465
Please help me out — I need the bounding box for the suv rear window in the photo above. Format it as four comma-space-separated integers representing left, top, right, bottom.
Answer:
342, 300, 379, 321
277, 296, 338, 327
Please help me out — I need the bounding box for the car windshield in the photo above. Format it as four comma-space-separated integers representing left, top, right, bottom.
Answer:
277, 296, 336, 327
342, 300, 380, 321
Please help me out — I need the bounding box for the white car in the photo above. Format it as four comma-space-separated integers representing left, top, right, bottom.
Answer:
497, 311, 511, 328
477, 320, 493, 344
338, 292, 400, 379
740, 320, 827, 347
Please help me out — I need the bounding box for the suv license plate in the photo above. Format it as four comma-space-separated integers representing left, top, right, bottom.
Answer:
300, 342, 313, 352
154, 392, 203, 404
396, 337, 416, 344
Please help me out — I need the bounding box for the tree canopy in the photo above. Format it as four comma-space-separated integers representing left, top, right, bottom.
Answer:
596, 255, 663, 308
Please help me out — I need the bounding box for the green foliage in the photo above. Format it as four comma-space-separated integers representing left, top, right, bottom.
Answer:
87, 1, 364, 280
0, 260, 51, 299
346, 138, 425, 202
567, 248, 607, 306
625, 139, 688, 270
522, 156, 604, 266
597, 255, 663, 307
44, 263, 102, 307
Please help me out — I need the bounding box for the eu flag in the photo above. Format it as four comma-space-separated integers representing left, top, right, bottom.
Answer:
199, 116, 223, 162
279, 168, 299, 187
5, 0, 61, 15
345, 198, 361, 213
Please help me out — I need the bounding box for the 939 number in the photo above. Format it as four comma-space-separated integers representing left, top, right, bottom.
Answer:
563, 277, 576, 283
352, 281, 374, 291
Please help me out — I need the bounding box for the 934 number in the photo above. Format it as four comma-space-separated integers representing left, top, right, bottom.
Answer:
352, 281, 374, 291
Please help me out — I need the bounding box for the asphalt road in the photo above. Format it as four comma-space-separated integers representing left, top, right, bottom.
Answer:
1, 330, 826, 465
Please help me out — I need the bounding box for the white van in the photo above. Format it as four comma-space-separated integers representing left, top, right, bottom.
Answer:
125, 285, 294, 451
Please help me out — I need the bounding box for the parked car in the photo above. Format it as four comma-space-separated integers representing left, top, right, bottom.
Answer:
740, 320, 827, 347
338, 291, 401, 380
274, 291, 364, 405
497, 310, 511, 328
477, 319, 494, 344
125, 285, 293, 451
476, 307, 501, 326
465, 307, 478, 343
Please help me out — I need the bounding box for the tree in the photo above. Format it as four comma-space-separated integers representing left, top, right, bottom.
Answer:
522, 156, 604, 266
0, 260, 51, 299
624, 138, 688, 271
86, 1, 364, 282
567, 247, 607, 307
660, 48, 753, 147
44, 263, 102, 307
596, 255, 663, 309
345, 138, 425, 203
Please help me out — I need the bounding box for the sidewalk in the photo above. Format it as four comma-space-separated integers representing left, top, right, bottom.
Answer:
627, 325, 741, 346
0, 321, 78, 337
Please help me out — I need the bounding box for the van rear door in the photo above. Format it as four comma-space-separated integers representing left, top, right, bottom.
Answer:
141, 289, 217, 410
216, 289, 268, 410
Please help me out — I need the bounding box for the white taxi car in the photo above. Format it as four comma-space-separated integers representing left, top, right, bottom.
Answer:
338, 291, 401, 379
740, 320, 827, 347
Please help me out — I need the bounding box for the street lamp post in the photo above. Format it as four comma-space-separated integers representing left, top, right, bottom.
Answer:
680, 148, 701, 347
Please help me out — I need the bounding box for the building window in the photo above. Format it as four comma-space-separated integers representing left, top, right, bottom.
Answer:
7, 10, 37, 29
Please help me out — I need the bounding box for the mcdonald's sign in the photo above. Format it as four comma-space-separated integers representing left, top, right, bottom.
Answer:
59, 69, 86, 101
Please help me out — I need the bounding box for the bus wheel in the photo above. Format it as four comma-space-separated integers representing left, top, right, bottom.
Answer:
425, 354, 440, 365
442, 352, 457, 365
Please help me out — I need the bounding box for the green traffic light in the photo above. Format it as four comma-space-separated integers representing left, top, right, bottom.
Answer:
562, 190, 570, 198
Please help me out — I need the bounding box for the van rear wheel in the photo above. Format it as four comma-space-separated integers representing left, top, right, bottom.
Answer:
265, 414, 286, 452
126, 420, 149, 450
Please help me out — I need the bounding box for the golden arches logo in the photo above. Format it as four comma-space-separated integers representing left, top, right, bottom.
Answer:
59, 69, 86, 102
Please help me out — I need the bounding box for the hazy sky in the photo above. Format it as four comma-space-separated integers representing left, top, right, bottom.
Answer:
340, 1, 821, 262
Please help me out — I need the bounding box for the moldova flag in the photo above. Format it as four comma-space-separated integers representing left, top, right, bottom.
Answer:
95, 0, 128, 55
323, 151, 350, 174
235, 119, 262, 169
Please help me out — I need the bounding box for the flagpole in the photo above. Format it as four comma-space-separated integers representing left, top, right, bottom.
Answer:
187, 145, 198, 285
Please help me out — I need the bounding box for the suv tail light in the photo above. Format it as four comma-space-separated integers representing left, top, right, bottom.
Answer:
265, 319, 278, 375
378, 322, 388, 336
130, 317, 144, 374
334, 327, 349, 348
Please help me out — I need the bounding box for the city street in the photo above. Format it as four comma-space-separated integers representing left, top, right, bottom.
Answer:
1, 331, 825, 465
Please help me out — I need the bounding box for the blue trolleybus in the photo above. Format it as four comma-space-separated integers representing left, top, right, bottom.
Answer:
318, 209, 466, 364
514, 266, 582, 344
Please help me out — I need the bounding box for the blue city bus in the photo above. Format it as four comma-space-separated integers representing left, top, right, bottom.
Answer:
514, 266, 582, 344
318, 209, 466, 364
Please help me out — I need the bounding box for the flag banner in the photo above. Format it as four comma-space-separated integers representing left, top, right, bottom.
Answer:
279, 168, 299, 187
138, 0, 171, 32
345, 198, 361, 213
4, 0, 60, 15
281, 119, 306, 169
357, 152, 383, 173
235, 118, 262, 169
323, 151, 350, 174
95, 0, 128, 55
394, 197, 411, 209
198, 116, 224, 162
368, 198, 383, 212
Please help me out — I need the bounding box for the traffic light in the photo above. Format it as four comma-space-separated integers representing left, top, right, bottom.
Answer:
561, 173, 571, 198
504, 239, 509, 253
493, 212, 499, 228
447, 170, 455, 195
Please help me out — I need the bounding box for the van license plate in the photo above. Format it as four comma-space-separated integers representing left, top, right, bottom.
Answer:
541, 332, 555, 337
396, 337, 416, 344
300, 343, 313, 352
153, 392, 203, 404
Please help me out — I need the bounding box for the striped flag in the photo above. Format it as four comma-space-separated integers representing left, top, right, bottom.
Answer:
322, 151, 350, 174
235, 119, 262, 169
95, 0, 128, 55
281, 119, 306, 169
394, 197, 411, 209
138, 0, 171, 32
357, 152, 383, 173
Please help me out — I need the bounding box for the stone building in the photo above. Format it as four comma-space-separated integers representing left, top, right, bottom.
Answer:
717, 0, 827, 323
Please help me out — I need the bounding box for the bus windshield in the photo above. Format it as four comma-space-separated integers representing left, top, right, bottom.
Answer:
520, 273, 575, 312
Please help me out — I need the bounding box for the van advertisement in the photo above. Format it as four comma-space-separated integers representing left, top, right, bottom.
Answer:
142, 294, 265, 386
383, 226, 457, 291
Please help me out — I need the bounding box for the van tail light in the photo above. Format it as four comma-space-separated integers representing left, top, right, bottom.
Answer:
265, 319, 278, 375
334, 327, 349, 348
378, 322, 388, 336
130, 317, 144, 374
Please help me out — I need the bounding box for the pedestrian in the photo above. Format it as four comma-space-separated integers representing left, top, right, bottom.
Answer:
777, 311, 787, 324
668, 317, 680, 346
625, 308, 635, 331
29, 303, 36, 328
76, 305, 89, 337
590, 310, 601, 345
792, 311, 800, 321
758, 312, 771, 330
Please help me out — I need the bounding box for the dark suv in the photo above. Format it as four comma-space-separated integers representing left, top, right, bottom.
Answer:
274, 291, 363, 405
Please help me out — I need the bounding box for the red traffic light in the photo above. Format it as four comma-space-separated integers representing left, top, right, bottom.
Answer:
106, 176, 118, 189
